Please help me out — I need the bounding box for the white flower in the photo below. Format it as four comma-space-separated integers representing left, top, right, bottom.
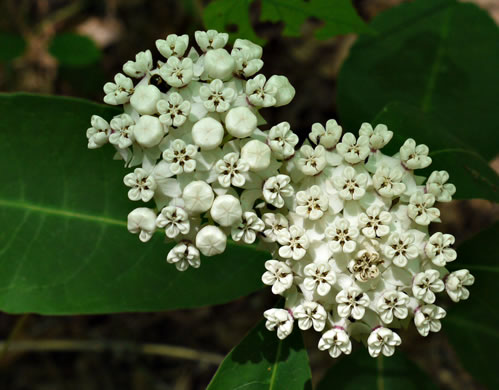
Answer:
262, 213, 289, 242
264, 308, 294, 340
123, 49, 153, 78
407, 191, 440, 226
266, 75, 295, 107
199, 79, 235, 112
195, 29, 228, 51
293, 301, 327, 331
412, 270, 444, 304
262, 260, 293, 295
225, 107, 258, 138
376, 291, 409, 324
268, 122, 299, 159
445, 269, 474, 302
263, 174, 293, 208
277, 225, 309, 260
210, 194, 243, 227
295, 185, 329, 220
215, 152, 249, 187
182, 181, 214, 213
192, 117, 224, 150
156, 34, 189, 58
246, 74, 276, 107
384, 232, 419, 267
195, 225, 227, 256
332, 166, 368, 200
109, 113, 134, 149
123, 168, 157, 202
367, 327, 401, 357
133, 115, 165, 148
297, 145, 327, 176
86, 115, 110, 149
425, 232, 457, 266
130, 84, 161, 115
336, 132, 369, 164
162, 139, 198, 175
241, 140, 271, 171
232, 38, 263, 77
399, 138, 431, 169
348, 250, 383, 282
159, 56, 193, 88
157, 92, 191, 127
103, 73, 134, 105
156, 206, 190, 238
358, 205, 392, 238
325, 218, 359, 253
309, 119, 342, 149
166, 241, 200, 271
232, 211, 264, 244
204, 48, 236, 80
414, 304, 446, 337
303, 261, 337, 296
127, 207, 157, 242
426, 170, 456, 202
372, 166, 406, 198
358, 123, 393, 150
336, 287, 370, 320
318, 327, 352, 358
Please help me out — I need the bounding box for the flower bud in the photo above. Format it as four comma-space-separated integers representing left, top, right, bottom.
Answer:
241, 139, 271, 171
192, 117, 224, 150
182, 181, 214, 213
204, 48, 235, 80
130, 84, 161, 115
196, 225, 227, 256
133, 115, 164, 148
225, 106, 257, 138
266, 75, 295, 107
127, 207, 157, 242
210, 194, 242, 226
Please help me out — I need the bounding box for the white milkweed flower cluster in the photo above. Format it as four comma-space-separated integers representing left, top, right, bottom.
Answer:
86, 30, 295, 271
262, 121, 474, 358
86, 30, 473, 359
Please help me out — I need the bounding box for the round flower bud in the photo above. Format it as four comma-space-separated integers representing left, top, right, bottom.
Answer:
127, 207, 157, 242
204, 48, 235, 80
241, 139, 271, 171
182, 181, 214, 213
192, 117, 224, 150
133, 115, 164, 148
130, 84, 161, 115
225, 106, 257, 138
210, 194, 242, 226
196, 225, 227, 256
266, 75, 295, 107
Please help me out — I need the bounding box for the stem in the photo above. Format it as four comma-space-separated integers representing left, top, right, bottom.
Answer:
0, 314, 30, 365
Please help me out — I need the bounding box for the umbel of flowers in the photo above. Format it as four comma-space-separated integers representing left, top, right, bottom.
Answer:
86, 31, 474, 359
261, 121, 474, 358
86, 30, 296, 271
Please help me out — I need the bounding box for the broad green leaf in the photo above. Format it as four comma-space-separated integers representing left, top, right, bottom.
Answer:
207, 320, 312, 390
49, 33, 101, 66
337, 0, 499, 160
203, 0, 370, 45
317, 350, 437, 390
0, 32, 26, 61
445, 223, 499, 389
373, 102, 498, 202
203, 0, 264, 45
0, 93, 268, 315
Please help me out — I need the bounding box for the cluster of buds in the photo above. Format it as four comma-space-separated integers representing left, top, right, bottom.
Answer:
86, 31, 473, 358
86, 30, 295, 271
262, 121, 474, 358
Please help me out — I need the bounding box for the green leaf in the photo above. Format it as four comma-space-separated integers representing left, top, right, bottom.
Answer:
0, 32, 26, 61
203, 0, 370, 45
373, 102, 498, 202
445, 223, 499, 389
0, 93, 268, 315
49, 33, 101, 67
203, 0, 264, 45
337, 0, 499, 160
207, 320, 312, 390
317, 350, 437, 390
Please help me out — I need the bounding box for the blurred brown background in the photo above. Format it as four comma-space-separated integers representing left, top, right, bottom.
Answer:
0, 0, 498, 389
